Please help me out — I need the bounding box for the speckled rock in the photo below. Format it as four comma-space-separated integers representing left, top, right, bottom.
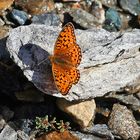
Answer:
69, 8, 105, 28
83, 124, 114, 140
11, 9, 29, 25
32, 13, 61, 26
89, 0, 105, 25
108, 104, 140, 140
119, 12, 132, 30
103, 8, 122, 31
36, 130, 79, 140
0, 0, 14, 15
105, 92, 140, 112
15, 0, 55, 15
119, 0, 140, 16
71, 130, 106, 140
17, 130, 30, 140
0, 122, 17, 140
0, 26, 11, 39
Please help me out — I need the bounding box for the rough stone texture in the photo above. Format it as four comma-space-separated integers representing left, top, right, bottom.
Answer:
69, 8, 105, 28
32, 13, 61, 26
119, 0, 140, 16
0, 106, 14, 121
36, 130, 79, 140
0, 115, 6, 130
100, 0, 117, 8
14, 0, 55, 15
105, 92, 140, 112
17, 130, 30, 140
108, 104, 140, 140
6, 24, 140, 101
0, 0, 14, 12
56, 99, 96, 128
0, 123, 17, 140
0, 26, 11, 39
84, 124, 114, 140
71, 130, 104, 140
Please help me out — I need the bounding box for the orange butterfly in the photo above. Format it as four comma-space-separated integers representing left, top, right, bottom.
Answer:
49, 22, 82, 95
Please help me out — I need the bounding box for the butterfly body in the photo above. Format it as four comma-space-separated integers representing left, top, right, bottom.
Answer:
50, 22, 82, 95
49, 55, 75, 67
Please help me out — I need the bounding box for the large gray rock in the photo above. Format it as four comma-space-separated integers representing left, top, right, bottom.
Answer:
6, 24, 140, 101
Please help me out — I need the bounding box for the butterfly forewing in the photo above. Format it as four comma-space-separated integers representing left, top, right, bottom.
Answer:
54, 23, 76, 54
54, 22, 82, 67
65, 44, 82, 67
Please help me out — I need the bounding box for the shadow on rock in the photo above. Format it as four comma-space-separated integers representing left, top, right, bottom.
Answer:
18, 42, 57, 95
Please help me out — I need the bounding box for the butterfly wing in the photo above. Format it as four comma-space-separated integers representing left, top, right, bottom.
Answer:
52, 63, 80, 95
65, 43, 82, 67
54, 22, 82, 67
65, 67, 80, 84
51, 22, 82, 95
54, 22, 76, 53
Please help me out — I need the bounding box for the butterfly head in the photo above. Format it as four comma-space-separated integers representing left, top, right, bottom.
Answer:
48, 55, 54, 63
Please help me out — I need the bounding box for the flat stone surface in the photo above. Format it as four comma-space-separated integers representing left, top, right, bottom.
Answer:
56, 99, 96, 128
6, 24, 140, 101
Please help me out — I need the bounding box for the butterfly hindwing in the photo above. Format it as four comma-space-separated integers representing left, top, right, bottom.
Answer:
52, 63, 80, 94
65, 44, 82, 67
52, 63, 73, 95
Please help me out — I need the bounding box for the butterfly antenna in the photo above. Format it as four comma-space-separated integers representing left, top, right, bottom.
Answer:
37, 58, 48, 66
20, 39, 24, 46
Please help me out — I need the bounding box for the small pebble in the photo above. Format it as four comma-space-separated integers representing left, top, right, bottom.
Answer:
14, 0, 55, 15
0, 115, 6, 130
69, 8, 103, 28
103, 8, 122, 31
0, 17, 4, 26
11, 9, 29, 25
32, 13, 61, 26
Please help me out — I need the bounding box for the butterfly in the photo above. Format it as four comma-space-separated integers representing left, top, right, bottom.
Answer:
49, 22, 82, 95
